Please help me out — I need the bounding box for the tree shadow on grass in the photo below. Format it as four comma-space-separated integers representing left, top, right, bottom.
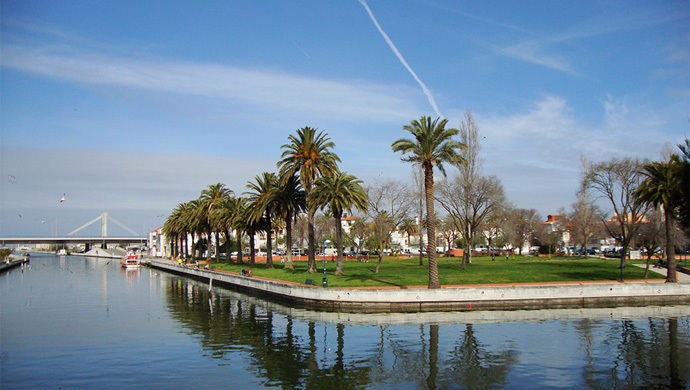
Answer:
338, 273, 406, 288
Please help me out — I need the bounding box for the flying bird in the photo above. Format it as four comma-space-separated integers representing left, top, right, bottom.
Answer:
8, 174, 16, 184
60, 193, 66, 203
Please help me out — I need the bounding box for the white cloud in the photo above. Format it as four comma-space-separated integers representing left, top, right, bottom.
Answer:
481, 96, 575, 141
497, 42, 578, 76
1, 44, 419, 123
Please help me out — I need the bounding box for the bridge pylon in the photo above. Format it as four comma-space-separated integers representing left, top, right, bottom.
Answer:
67, 212, 138, 237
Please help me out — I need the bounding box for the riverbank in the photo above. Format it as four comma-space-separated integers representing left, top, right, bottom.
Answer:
0, 255, 30, 273
145, 258, 690, 313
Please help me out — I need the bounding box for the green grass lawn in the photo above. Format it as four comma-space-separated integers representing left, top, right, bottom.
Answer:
210, 255, 665, 288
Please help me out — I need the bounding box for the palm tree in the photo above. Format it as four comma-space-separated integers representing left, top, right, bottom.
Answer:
200, 183, 234, 262
391, 116, 465, 288
310, 172, 368, 276
635, 156, 685, 283
163, 203, 186, 259
210, 196, 239, 262
245, 172, 279, 268
399, 218, 419, 256
237, 198, 266, 265
274, 173, 306, 270
277, 126, 341, 273
231, 197, 249, 264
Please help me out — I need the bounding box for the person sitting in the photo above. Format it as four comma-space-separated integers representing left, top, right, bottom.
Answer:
247, 268, 252, 277
241, 269, 247, 276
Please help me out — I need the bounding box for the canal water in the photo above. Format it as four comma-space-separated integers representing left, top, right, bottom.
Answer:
2, 254, 689, 389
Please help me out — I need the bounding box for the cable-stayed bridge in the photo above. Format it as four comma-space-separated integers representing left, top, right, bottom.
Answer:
1, 212, 147, 249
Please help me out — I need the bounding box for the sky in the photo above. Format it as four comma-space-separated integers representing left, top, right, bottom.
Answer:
1, 0, 688, 237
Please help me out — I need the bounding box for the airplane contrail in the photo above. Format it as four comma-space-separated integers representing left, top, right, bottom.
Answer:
358, 0, 442, 117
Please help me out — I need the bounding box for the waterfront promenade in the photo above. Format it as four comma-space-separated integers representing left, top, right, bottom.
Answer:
145, 258, 690, 313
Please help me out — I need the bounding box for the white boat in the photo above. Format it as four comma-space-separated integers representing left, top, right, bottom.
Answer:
56, 249, 67, 256
120, 251, 140, 268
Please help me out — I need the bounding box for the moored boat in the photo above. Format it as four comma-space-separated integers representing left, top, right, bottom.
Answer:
120, 251, 140, 268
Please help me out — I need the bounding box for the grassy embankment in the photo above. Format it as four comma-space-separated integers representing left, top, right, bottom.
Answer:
210, 255, 664, 288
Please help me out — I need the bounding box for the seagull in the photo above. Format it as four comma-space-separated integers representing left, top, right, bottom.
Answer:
60, 193, 66, 203
8, 174, 16, 184
17, 213, 22, 218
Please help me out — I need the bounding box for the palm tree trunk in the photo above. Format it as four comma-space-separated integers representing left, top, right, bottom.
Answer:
665, 207, 677, 282
425, 164, 440, 288
237, 230, 243, 264
266, 225, 274, 268
214, 231, 220, 262
206, 230, 212, 261
335, 213, 345, 276
285, 213, 295, 270
249, 230, 256, 265
307, 207, 317, 273
419, 230, 424, 266
224, 229, 231, 263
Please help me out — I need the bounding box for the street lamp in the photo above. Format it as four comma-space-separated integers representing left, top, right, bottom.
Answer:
322, 239, 331, 287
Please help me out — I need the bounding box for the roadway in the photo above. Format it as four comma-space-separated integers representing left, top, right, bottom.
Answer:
1, 237, 147, 246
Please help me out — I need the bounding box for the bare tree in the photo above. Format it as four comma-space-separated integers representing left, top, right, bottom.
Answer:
366, 179, 413, 272
436, 112, 505, 269
366, 179, 412, 230
584, 157, 648, 281
567, 188, 605, 258
503, 207, 543, 255
440, 215, 459, 253
480, 205, 509, 257
293, 214, 308, 252
347, 218, 369, 259
638, 208, 665, 278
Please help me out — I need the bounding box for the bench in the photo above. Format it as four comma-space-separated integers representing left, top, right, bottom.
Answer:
304, 279, 314, 285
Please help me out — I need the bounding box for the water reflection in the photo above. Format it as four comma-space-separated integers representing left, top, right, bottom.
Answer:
163, 278, 690, 389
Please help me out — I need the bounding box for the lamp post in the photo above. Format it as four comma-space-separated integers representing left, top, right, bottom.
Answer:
322, 239, 330, 287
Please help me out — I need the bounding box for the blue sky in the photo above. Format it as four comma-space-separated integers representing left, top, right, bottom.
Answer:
1, 0, 688, 237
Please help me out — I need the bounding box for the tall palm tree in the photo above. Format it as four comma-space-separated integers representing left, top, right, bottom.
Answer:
163, 203, 186, 259
277, 126, 341, 273
391, 116, 465, 288
231, 197, 249, 264
245, 172, 279, 268
187, 198, 205, 259
200, 183, 234, 262
210, 196, 238, 262
635, 156, 685, 283
274, 173, 306, 270
310, 172, 368, 276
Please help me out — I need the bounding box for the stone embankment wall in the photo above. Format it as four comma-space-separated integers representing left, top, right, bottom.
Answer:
145, 259, 690, 313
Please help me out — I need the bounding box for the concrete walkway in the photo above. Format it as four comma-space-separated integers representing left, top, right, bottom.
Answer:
633, 263, 690, 282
